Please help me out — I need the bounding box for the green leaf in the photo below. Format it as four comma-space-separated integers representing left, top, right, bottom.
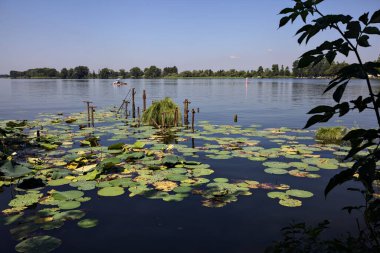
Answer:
345, 21, 361, 39
369, 9, 380, 23
359, 12, 369, 25
333, 82, 348, 103
304, 114, 333, 129
307, 105, 334, 114
325, 51, 337, 64
279, 8, 293, 14
298, 55, 315, 68
279, 16, 290, 28
325, 169, 356, 196
358, 35, 370, 47
363, 26, 380, 35
338, 102, 350, 117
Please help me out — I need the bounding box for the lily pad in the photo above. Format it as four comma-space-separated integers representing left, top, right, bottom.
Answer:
97, 186, 125, 197
77, 218, 98, 228
264, 168, 288, 175
286, 189, 314, 198
279, 198, 302, 207
15, 235, 62, 253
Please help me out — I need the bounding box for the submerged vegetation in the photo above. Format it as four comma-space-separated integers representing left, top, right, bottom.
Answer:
141, 98, 181, 127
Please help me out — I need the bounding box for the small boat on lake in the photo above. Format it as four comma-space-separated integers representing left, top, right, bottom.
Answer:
112, 79, 128, 86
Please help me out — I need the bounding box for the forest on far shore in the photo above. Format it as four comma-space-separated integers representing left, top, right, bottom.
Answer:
5, 57, 379, 79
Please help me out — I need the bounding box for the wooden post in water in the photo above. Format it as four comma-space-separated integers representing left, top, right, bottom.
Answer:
89, 106, 96, 127
137, 107, 141, 127
83, 101, 92, 127
191, 108, 195, 132
132, 88, 136, 118
174, 107, 179, 127
123, 100, 130, 119
234, 114, 238, 122
183, 99, 190, 126
142, 90, 147, 112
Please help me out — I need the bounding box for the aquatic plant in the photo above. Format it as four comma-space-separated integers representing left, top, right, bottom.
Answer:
141, 97, 181, 127
315, 126, 347, 143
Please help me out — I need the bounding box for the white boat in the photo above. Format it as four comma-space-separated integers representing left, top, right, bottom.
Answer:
112, 79, 127, 86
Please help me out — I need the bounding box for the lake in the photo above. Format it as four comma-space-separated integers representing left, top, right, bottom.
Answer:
0, 78, 379, 253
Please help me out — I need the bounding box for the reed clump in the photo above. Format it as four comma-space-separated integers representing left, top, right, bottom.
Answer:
141, 97, 181, 127
315, 126, 347, 143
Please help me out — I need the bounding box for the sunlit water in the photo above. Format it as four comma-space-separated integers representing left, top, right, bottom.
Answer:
0, 78, 379, 253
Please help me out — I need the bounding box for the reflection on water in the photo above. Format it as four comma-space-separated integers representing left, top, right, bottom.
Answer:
0, 78, 379, 128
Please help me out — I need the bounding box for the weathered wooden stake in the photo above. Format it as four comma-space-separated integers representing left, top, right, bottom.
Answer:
132, 88, 136, 118
36, 130, 40, 141
183, 99, 191, 125
174, 107, 179, 127
191, 138, 195, 148
234, 114, 238, 122
191, 108, 195, 132
83, 101, 92, 127
89, 106, 96, 127
142, 90, 147, 112
137, 107, 141, 127
124, 100, 130, 119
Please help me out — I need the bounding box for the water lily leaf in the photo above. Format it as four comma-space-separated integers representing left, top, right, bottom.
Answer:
97, 186, 125, 197
192, 168, 214, 177
0, 160, 32, 178
69, 181, 96, 191
163, 193, 188, 202
165, 174, 188, 182
15, 235, 62, 253
286, 189, 314, 198
9, 192, 42, 208
109, 178, 134, 187
202, 199, 226, 208
57, 201, 81, 210
52, 190, 84, 201
77, 218, 98, 228
40, 143, 59, 150
108, 142, 125, 150
173, 186, 192, 193
162, 155, 183, 166
279, 198, 302, 207
75, 164, 97, 173
267, 191, 288, 199
213, 178, 229, 183
264, 168, 288, 175
153, 181, 178, 192
48, 178, 71, 186
131, 141, 145, 149
40, 220, 64, 231
53, 210, 85, 221
263, 161, 291, 169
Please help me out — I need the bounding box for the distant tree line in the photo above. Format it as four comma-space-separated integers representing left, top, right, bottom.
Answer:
9, 59, 374, 79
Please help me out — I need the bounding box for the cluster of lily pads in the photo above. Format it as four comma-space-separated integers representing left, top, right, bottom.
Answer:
0, 107, 359, 252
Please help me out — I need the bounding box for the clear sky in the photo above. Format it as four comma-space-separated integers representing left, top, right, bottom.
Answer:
0, 0, 379, 74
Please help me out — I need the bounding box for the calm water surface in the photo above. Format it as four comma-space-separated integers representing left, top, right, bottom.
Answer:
0, 78, 379, 253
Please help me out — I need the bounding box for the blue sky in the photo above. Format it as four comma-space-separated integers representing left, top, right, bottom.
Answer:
0, 0, 379, 73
